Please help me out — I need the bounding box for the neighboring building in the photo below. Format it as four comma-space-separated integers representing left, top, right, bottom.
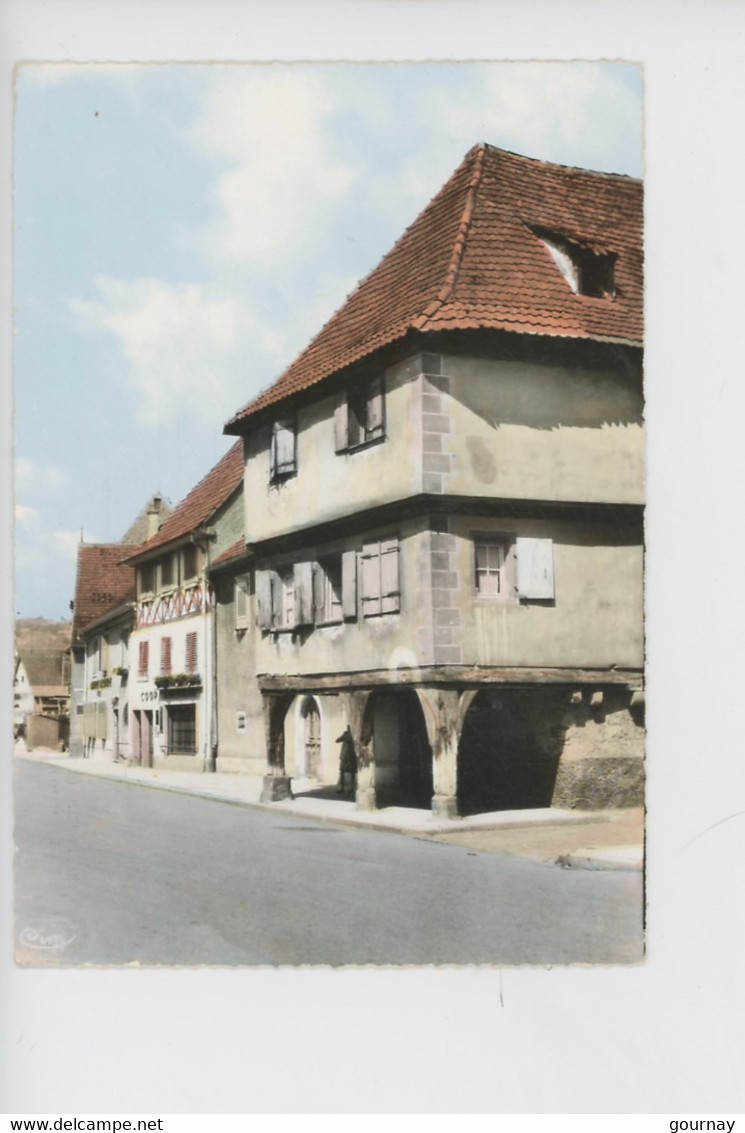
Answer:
208, 536, 264, 776
122, 443, 244, 772
69, 544, 139, 760
223, 143, 645, 816
13, 620, 71, 748
68, 495, 170, 760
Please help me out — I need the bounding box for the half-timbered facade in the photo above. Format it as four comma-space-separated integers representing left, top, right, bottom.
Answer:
224, 144, 645, 816
123, 443, 244, 772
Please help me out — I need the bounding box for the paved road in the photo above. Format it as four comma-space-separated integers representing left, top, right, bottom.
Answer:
14, 760, 644, 966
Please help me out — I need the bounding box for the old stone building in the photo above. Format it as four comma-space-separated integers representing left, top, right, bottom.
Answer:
223, 143, 644, 817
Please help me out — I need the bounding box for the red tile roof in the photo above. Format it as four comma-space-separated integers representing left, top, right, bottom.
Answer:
210, 537, 248, 570
72, 544, 139, 641
124, 441, 244, 560
225, 143, 643, 431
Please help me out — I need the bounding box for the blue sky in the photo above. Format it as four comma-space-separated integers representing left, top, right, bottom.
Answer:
13, 61, 643, 619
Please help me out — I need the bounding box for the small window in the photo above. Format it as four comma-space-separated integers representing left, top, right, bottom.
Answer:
360, 538, 400, 617
279, 570, 295, 630
335, 376, 385, 452
270, 418, 297, 481
160, 555, 174, 590
185, 632, 198, 673
183, 544, 198, 581
138, 640, 149, 678
139, 563, 155, 595
160, 636, 172, 676
475, 539, 515, 600
234, 574, 250, 631
314, 558, 342, 625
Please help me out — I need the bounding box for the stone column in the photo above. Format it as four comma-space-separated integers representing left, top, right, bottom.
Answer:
342, 690, 376, 811
259, 693, 293, 803
416, 687, 475, 818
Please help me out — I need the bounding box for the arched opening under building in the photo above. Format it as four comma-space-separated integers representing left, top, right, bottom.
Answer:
457, 687, 567, 816
366, 689, 433, 809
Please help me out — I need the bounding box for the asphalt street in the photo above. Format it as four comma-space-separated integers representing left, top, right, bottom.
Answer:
14, 760, 644, 966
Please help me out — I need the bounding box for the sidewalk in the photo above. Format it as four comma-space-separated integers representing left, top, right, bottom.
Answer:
15, 746, 644, 871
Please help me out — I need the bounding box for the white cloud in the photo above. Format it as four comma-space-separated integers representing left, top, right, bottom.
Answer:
15, 504, 39, 525
186, 68, 355, 266
67, 276, 250, 428
15, 457, 66, 494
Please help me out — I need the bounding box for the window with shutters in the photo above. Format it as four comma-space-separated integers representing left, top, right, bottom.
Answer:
360, 538, 400, 617
473, 535, 555, 603
334, 376, 385, 452
160, 636, 172, 675
234, 574, 250, 631
185, 631, 198, 673
138, 640, 150, 678
269, 418, 297, 481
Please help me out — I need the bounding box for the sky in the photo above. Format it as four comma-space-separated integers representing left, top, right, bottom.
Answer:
13, 60, 643, 620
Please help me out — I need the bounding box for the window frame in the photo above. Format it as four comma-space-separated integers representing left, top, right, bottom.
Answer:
234, 574, 251, 631
472, 534, 518, 604
167, 703, 197, 755
269, 417, 297, 482
335, 375, 386, 454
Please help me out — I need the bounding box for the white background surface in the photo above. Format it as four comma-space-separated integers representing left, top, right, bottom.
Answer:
2, 0, 744, 1115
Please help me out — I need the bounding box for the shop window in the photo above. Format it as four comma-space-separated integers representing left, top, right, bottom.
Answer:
168, 704, 197, 755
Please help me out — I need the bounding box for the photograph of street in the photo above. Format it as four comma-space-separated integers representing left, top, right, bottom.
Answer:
13, 60, 644, 967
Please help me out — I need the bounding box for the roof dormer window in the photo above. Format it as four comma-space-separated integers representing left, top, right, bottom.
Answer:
537, 230, 616, 299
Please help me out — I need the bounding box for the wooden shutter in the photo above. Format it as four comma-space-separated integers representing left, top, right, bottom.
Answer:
256, 570, 274, 630
271, 419, 296, 477
366, 375, 385, 439
294, 561, 314, 626
186, 632, 198, 673
160, 636, 172, 675
516, 537, 555, 600
380, 538, 400, 613
312, 562, 325, 623
234, 575, 250, 630
334, 393, 349, 453
341, 550, 358, 619
360, 542, 382, 616
138, 640, 149, 678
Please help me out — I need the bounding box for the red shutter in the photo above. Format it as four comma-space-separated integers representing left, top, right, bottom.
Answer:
160, 636, 172, 675
138, 640, 149, 677
186, 632, 198, 673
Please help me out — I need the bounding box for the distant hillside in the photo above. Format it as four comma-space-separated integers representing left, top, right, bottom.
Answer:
15, 625, 71, 666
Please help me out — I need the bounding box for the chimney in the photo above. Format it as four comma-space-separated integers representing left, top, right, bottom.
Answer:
146, 495, 163, 539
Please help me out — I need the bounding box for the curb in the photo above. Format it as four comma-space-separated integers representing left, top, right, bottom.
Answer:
16, 751, 643, 869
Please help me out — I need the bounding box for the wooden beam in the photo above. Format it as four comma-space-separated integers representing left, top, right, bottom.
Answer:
257, 665, 643, 693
